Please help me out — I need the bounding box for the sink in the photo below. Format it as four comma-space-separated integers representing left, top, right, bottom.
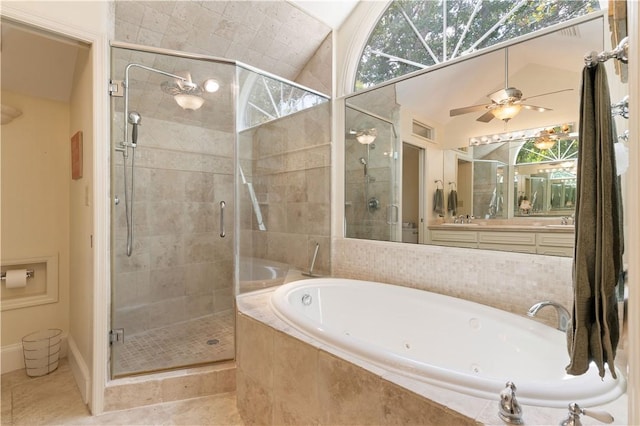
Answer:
546, 224, 574, 228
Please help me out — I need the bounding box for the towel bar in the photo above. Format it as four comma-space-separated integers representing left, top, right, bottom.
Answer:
584, 36, 628, 67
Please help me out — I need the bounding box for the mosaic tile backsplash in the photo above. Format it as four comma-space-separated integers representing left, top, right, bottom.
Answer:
332, 238, 573, 322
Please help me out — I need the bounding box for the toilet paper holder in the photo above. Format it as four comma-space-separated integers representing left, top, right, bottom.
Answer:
1, 269, 34, 280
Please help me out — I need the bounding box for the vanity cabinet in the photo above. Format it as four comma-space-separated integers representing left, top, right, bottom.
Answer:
478, 231, 537, 254
536, 233, 574, 256
429, 229, 478, 249
427, 226, 574, 257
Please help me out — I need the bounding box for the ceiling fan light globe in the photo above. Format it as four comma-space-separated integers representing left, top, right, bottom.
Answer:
491, 104, 522, 121
534, 138, 556, 150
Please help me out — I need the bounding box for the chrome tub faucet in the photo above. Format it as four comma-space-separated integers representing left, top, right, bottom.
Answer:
527, 301, 571, 332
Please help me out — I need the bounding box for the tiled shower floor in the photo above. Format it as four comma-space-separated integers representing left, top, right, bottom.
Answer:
112, 310, 234, 377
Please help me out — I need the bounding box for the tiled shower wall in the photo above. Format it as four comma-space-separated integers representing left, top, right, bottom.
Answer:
332, 238, 573, 323
113, 116, 234, 335
239, 104, 332, 276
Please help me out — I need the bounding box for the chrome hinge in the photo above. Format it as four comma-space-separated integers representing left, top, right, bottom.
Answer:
109, 328, 125, 345
109, 80, 124, 97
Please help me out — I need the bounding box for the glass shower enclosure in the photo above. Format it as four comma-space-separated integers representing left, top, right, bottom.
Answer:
109, 44, 329, 378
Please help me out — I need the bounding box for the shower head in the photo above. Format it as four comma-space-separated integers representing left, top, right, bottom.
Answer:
179, 80, 199, 90
128, 111, 141, 125
128, 111, 141, 145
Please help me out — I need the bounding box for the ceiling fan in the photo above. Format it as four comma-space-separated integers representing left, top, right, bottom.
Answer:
449, 48, 573, 123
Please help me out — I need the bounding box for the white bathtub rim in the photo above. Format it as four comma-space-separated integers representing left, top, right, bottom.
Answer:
270, 278, 627, 409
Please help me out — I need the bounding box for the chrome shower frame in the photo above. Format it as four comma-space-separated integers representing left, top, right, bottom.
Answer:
117, 63, 192, 256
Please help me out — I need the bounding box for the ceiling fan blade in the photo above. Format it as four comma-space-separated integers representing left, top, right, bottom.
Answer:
476, 110, 495, 122
520, 88, 573, 102
449, 103, 491, 117
521, 104, 552, 112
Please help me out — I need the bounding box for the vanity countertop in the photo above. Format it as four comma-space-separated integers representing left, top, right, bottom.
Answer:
428, 223, 575, 233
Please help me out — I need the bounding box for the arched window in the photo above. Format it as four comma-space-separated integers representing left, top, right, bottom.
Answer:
515, 136, 578, 165
355, 0, 600, 90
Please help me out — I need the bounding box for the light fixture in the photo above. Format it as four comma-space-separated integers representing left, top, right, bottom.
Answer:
356, 128, 377, 145
533, 126, 571, 150
173, 94, 205, 110
533, 136, 555, 150
161, 72, 204, 111
490, 103, 522, 122
1, 104, 23, 125
203, 79, 220, 93
469, 122, 575, 147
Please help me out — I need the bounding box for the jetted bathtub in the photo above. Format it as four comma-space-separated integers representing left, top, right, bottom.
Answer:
270, 278, 626, 408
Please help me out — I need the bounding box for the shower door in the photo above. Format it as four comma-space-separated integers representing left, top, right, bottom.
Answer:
109, 46, 236, 377
344, 106, 401, 242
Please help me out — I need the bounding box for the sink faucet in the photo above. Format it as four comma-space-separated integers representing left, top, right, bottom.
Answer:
527, 301, 571, 332
454, 215, 472, 224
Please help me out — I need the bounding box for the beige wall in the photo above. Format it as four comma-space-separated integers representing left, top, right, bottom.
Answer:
69, 47, 94, 369
1, 91, 71, 345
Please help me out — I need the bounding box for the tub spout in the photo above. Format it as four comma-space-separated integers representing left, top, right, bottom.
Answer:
498, 381, 523, 425
527, 300, 571, 332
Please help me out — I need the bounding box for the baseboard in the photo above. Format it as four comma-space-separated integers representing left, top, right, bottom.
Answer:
67, 335, 91, 404
1, 335, 68, 374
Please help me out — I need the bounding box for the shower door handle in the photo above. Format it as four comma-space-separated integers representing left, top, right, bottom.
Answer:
386, 204, 399, 224
219, 201, 226, 238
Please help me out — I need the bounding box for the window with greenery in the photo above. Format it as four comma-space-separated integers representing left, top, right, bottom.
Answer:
515, 137, 578, 165
355, 0, 600, 90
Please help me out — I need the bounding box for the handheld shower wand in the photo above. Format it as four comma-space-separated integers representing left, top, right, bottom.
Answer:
128, 111, 141, 145
123, 111, 141, 257
359, 157, 368, 176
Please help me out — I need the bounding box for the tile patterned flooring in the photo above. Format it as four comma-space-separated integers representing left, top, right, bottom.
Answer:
113, 311, 235, 377
1, 359, 244, 425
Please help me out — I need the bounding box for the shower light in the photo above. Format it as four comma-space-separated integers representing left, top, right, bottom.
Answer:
161, 73, 205, 111
174, 94, 205, 111
356, 128, 377, 145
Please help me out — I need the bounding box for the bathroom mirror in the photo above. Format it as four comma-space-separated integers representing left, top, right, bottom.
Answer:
344, 14, 627, 254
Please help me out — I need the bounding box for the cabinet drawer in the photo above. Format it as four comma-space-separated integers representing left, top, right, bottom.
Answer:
479, 243, 537, 254
430, 230, 478, 243
537, 233, 574, 247
537, 246, 574, 257
479, 231, 536, 246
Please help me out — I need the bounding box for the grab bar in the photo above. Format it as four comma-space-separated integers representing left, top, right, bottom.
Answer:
219, 201, 226, 238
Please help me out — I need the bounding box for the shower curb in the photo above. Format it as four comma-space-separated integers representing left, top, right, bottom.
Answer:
103, 361, 236, 412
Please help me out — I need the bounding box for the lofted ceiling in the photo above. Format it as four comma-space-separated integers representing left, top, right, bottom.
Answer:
1, 1, 357, 103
